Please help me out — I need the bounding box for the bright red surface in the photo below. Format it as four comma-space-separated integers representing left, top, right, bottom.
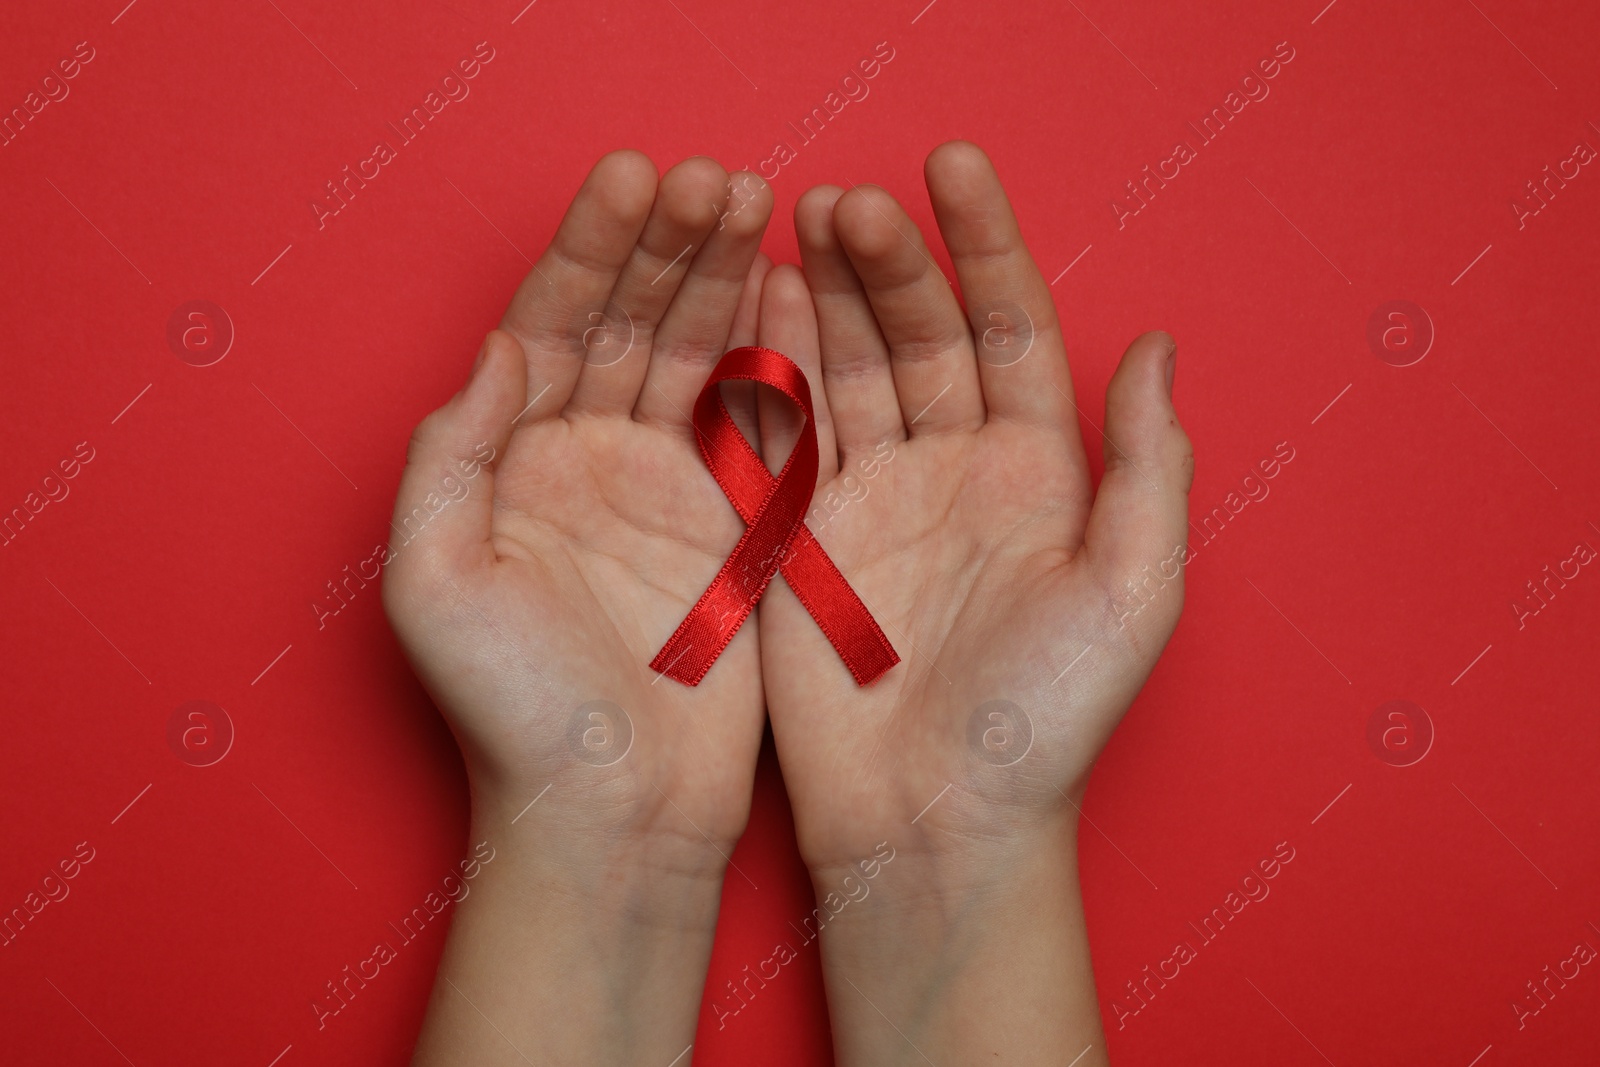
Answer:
3, 1, 1598, 1064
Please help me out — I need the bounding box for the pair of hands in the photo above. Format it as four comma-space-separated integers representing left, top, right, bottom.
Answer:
384, 141, 1192, 1066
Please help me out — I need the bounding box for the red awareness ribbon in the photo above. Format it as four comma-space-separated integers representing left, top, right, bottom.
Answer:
650, 346, 900, 687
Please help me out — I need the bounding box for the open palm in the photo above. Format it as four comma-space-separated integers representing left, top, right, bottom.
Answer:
755, 142, 1194, 878
383, 152, 776, 858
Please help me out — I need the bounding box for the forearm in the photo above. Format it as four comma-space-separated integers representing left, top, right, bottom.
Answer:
813, 816, 1108, 1067
410, 786, 726, 1067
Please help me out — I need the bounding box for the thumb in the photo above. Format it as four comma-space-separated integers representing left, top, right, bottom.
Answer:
1083, 330, 1194, 652
385, 330, 527, 599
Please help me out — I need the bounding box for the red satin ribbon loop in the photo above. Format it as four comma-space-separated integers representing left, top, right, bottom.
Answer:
650, 346, 900, 687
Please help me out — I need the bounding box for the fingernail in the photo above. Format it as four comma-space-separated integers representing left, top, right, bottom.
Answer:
1158, 334, 1176, 397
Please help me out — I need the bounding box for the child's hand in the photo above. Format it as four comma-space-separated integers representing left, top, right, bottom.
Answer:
756, 141, 1192, 1064
383, 152, 774, 1064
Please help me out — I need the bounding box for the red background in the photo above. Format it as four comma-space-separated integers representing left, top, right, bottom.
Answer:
3, 0, 1598, 1063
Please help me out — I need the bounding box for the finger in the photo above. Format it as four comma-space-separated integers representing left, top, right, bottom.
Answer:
795, 184, 905, 458
756, 264, 838, 484
722, 251, 771, 449
386, 330, 528, 602
730, 251, 771, 349
564, 156, 730, 417
832, 183, 984, 436
1083, 331, 1193, 647
924, 142, 1082, 452
499, 150, 656, 418
636, 172, 775, 428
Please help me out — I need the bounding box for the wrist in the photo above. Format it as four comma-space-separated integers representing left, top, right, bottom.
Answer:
804, 810, 1076, 954
797, 775, 1082, 898
467, 776, 732, 924
806, 816, 1108, 1067
459, 705, 751, 888
409, 791, 729, 1066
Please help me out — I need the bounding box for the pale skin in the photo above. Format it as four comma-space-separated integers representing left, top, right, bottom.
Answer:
384, 142, 1192, 1065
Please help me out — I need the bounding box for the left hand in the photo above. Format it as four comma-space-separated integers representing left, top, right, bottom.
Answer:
755, 141, 1194, 1064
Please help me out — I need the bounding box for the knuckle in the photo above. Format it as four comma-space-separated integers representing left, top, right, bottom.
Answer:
887, 329, 970, 367
655, 334, 727, 371
820, 349, 887, 383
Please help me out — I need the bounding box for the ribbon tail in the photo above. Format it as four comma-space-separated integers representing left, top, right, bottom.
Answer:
780, 525, 900, 685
